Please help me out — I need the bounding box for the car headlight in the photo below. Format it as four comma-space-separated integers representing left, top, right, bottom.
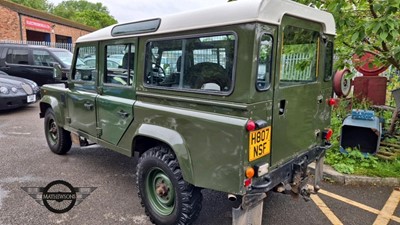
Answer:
28, 82, 39, 91
0, 86, 9, 94
30, 82, 38, 89
11, 87, 18, 93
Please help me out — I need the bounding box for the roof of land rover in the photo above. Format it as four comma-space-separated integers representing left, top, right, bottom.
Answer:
77, 0, 335, 43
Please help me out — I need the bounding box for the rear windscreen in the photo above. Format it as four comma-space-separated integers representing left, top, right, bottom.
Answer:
280, 26, 319, 83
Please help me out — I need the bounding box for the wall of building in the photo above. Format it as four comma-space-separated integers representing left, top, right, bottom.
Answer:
0, 4, 93, 44
0, 5, 20, 40
20, 15, 91, 43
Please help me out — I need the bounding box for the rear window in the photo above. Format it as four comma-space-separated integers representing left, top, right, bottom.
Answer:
280, 26, 319, 84
144, 33, 236, 94
6, 48, 29, 65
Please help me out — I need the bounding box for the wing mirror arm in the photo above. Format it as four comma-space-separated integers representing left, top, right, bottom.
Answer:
53, 63, 71, 88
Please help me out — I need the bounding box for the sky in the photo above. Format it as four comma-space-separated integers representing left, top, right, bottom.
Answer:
47, 0, 229, 23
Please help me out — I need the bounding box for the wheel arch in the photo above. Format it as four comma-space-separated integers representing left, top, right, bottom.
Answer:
39, 95, 64, 126
132, 124, 194, 185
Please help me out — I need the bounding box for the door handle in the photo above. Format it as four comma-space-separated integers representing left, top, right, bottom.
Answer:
117, 110, 129, 118
279, 99, 286, 115
83, 102, 94, 110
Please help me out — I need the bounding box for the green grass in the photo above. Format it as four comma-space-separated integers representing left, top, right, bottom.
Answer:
354, 159, 400, 177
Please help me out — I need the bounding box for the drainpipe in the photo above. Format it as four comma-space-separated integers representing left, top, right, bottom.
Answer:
18, 13, 23, 41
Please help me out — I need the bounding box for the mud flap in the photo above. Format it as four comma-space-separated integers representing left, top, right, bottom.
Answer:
314, 156, 324, 192
232, 193, 266, 225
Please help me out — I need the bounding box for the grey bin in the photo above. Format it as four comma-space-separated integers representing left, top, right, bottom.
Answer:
340, 115, 382, 155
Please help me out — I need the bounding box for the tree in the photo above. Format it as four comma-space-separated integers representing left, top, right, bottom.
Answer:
9, 0, 51, 11
296, 0, 400, 71
50, 0, 117, 29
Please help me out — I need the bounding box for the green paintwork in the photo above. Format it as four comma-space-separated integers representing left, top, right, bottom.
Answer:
40, 20, 333, 195
145, 167, 175, 216
270, 16, 332, 168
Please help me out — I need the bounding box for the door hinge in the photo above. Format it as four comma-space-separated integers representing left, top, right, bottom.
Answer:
96, 127, 102, 138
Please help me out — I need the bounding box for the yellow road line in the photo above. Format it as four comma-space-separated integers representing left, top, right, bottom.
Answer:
373, 190, 400, 225
391, 215, 400, 224
310, 194, 343, 225
318, 189, 381, 215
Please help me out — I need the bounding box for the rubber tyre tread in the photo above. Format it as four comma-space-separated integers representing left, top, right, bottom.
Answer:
137, 145, 202, 225
44, 108, 72, 155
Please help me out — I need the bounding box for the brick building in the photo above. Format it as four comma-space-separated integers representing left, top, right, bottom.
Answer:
0, 0, 96, 46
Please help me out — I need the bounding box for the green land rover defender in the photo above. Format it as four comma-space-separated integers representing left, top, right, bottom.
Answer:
40, 0, 336, 224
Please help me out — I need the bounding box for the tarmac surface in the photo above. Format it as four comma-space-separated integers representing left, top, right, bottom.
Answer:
0, 103, 399, 225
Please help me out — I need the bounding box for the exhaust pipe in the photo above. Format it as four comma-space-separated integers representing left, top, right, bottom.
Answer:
228, 194, 237, 201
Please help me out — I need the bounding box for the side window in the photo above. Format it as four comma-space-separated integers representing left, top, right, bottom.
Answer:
145, 33, 235, 93
6, 48, 29, 65
257, 34, 273, 91
324, 41, 334, 81
280, 26, 319, 83
72, 46, 96, 82
104, 44, 134, 86
32, 50, 56, 67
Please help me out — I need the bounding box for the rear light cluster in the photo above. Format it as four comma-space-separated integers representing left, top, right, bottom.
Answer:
244, 119, 269, 187
327, 98, 337, 106
322, 128, 333, 141
246, 120, 256, 131
245, 167, 255, 178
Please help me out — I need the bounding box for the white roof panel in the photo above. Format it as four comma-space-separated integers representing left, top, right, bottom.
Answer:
77, 0, 335, 43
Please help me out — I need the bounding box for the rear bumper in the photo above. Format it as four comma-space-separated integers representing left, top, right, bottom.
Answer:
249, 144, 331, 193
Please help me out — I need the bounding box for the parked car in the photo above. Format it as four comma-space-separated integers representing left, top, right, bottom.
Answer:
0, 71, 39, 110
82, 57, 121, 69
107, 54, 124, 65
0, 43, 72, 86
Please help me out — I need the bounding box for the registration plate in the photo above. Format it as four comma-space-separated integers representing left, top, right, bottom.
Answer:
249, 126, 271, 161
27, 94, 36, 103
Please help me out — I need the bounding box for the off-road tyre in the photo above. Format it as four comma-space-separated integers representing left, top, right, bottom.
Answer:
137, 145, 202, 225
44, 108, 72, 155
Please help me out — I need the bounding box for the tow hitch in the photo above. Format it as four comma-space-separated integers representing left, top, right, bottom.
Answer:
232, 149, 326, 225
291, 158, 312, 201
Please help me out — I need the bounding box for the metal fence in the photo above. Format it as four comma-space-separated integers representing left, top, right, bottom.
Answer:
280, 53, 314, 81
0, 40, 74, 52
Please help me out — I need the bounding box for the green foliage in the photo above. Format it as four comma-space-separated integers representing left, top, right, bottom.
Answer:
9, 0, 117, 29
295, 0, 400, 71
356, 159, 400, 177
9, 0, 51, 11
326, 147, 379, 174
326, 97, 400, 177
50, 0, 117, 29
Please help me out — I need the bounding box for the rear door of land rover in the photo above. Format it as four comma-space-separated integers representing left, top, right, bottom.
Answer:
271, 16, 330, 167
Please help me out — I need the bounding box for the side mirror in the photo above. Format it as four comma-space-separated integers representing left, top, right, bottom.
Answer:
53, 63, 62, 80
